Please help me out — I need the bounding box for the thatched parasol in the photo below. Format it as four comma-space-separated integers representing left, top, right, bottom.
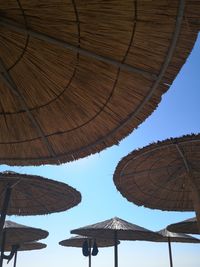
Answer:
4, 242, 46, 267
0, 220, 48, 267
113, 134, 200, 232
71, 217, 160, 267
4, 241, 47, 252
59, 235, 119, 267
0, 171, 81, 241
167, 217, 198, 234
0, 1, 199, 166
154, 228, 200, 267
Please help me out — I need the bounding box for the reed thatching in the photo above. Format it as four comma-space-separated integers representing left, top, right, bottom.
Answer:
4, 241, 47, 252
167, 217, 199, 234
0, 171, 81, 215
2, 220, 48, 245
155, 228, 200, 243
0, 1, 199, 165
71, 217, 160, 240
113, 133, 200, 212
59, 235, 118, 248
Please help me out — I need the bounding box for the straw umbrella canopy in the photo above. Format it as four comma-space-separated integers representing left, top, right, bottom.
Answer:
4, 242, 46, 267
0, 220, 48, 267
0, 171, 81, 238
71, 217, 160, 267
4, 241, 47, 252
0, 1, 199, 166
1, 220, 48, 245
59, 235, 119, 267
167, 217, 198, 234
113, 134, 200, 232
154, 228, 200, 267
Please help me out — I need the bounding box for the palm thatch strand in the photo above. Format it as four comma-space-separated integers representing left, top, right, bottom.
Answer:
113, 133, 200, 232
0, 1, 199, 165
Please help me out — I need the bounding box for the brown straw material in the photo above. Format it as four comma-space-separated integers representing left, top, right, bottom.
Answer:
0, 171, 81, 215
59, 235, 118, 248
113, 133, 200, 211
71, 217, 160, 240
167, 217, 199, 234
4, 241, 47, 252
2, 220, 48, 245
0, 1, 199, 165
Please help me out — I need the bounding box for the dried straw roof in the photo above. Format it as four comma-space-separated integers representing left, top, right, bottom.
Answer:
113, 133, 200, 211
2, 220, 48, 245
71, 217, 160, 240
0, 171, 81, 215
59, 235, 118, 248
167, 217, 199, 234
0, 1, 199, 165
155, 228, 200, 243
4, 241, 47, 252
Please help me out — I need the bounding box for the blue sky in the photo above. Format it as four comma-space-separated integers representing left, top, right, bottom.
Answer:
1, 34, 200, 267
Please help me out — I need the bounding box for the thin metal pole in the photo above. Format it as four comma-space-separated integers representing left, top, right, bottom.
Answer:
88, 239, 91, 267
13, 251, 18, 267
167, 237, 173, 267
0, 232, 6, 267
114, 231, 118, 267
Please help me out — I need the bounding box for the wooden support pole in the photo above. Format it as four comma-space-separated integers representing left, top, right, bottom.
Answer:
0, 187, 12, 235
13, 251, 18, 267
0, 232, 6, 267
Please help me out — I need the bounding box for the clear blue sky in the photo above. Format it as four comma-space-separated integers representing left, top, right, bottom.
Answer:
1, 34, 200, 267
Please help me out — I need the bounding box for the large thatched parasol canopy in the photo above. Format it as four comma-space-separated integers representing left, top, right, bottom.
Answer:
59, 235, 119, 267
167, 217, 198, 234
1, 220, 48, 245
113, 134, 200, 231
4, 241, 47, 252
59, 235, 118, 248
0, 171, 81, 216
154, 228, 200, 267
0, 1, 199, 165
71, 217, 160, 267
3, 241, 46, 267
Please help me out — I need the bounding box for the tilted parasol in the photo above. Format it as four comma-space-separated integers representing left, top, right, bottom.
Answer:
0, 220, 48, 267
113, 134, 200, 232
59, 235, 119, 267
0, 171, 81, 240
154, 228, 200, 267
4, 241, 47, 252
71, 217, 160, 267
4, 242, 46, 267
0, 1, 200, 165
167, 217, 198, 234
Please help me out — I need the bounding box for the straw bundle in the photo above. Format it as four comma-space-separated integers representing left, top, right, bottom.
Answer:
113, 133, 200, 211
0, 1, 199, 165
0, 171, 81, 215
